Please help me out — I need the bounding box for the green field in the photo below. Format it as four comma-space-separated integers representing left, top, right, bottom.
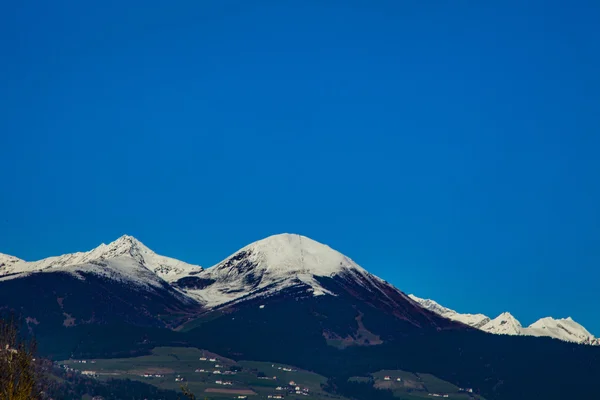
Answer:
350, 370, 485, 400
60, 347, 348, 399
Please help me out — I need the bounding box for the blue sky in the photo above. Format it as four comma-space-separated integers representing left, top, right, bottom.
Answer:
1, 1, 599, 333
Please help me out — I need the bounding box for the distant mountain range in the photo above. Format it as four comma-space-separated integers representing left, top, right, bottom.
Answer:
1, 234, 600, 400
1, 233, 595, 345
409, 295, 599, 346
0, 233, 461, 341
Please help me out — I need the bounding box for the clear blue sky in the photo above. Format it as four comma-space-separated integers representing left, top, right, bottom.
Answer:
1, 1, 599, 333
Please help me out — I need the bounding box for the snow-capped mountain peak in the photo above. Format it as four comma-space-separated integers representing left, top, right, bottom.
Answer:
481, 312, 523, 335
232, 233, 365, 277
87, 235, 203, 282
0, 235, 203, 285
179, 233, 385, 308
411, 294, 599, 346
525, 316, 598, 344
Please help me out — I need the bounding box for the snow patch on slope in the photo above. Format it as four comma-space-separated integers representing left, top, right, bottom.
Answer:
0, 253, 23, 271
408, 295, 491, 328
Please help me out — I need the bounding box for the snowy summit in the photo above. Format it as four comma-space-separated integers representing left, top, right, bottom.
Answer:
181, 233, 381, 308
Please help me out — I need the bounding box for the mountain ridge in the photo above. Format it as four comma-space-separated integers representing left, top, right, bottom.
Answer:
0, 235, 203, 286
1, 234, 596, 343
410, 294, 599, 345
2, 234, 600, 400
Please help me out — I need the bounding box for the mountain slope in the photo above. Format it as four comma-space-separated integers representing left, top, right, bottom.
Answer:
411, 295, 599, 345
408, 295, 491, 328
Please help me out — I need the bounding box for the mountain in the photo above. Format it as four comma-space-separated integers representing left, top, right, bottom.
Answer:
410, 295, 599, 345
2, 233, 596, 345
0, 235, 202, 285
176, 234, 463, 342
0, 235, 203, 331
0, 233, 461, 339
481, 312, 523, 335
180, 234, 416, 309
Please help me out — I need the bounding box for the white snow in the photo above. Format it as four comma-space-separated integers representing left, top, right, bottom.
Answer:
411, 294, 599, 345
182, 233, 383, 308
408, 295, 491, 328
524, 317, 598, 344
480, 312, 523, 335
0, 235, 202, 288
232, 233, 364, 277
0, 253, 23, 273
